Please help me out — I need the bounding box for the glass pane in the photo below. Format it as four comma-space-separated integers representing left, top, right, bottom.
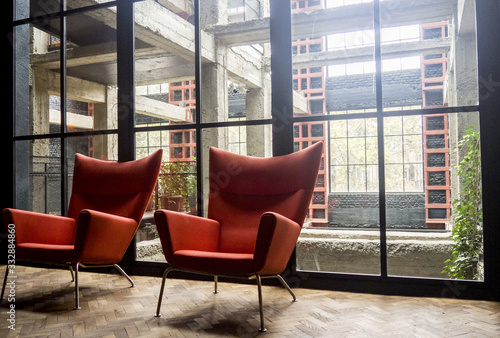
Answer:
296, 118, 380, 275
15, 1, 115, 20
201, 0, 271, 124
292, 0, 376, 117
15, 0, 60, 20
15, 139, 61, 214
65, 7, 117, 132
135, 0, 196, 128
135, 129, 197, 263
386, 111, 483, 281
67, 0, 114, 11
15, 20, 62, 136
380, 1, 479, 110
15, 7, 118, 136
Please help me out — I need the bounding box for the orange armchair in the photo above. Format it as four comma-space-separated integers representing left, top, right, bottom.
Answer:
1, 150, 162, 309
154, 142, 323, 331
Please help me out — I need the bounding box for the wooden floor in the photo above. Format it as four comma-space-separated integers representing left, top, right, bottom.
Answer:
1, 265, 499, 337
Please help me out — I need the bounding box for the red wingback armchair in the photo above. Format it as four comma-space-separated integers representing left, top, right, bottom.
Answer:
1, 150, 162, 309
154, 142, 323, 331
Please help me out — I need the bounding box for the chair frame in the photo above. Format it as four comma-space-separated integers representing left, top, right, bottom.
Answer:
154, 266, 298, 332
1, 262, 134, 309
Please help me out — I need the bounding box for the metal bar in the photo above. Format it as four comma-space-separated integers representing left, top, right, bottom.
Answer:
193, 0, 204, 217
214, 275, 219, 294
373, 0, 388, 278
256, 274, 267, 332
155, 266, 176, 317
74, 262, 81, 310
270, 0, 294, 156
60, 0, 68, 216
117, 0, 136, 162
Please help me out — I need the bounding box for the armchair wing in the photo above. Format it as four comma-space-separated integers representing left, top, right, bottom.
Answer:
3, 208, 76, 246
254, 212, 302, 276
75, 209, 139, 265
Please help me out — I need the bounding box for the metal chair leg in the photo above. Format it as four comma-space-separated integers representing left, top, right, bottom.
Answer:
275, 274, 298, 302
214, 275, 219, 294
74, 262, 81, 310
155, 266, 175, 317
0, 267, 9, 301
256, 274, 267, 332
69, 265, 75, 282
113, 264, 135, 287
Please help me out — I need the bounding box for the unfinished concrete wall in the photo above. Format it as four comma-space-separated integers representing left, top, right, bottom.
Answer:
296, 229, 452, 278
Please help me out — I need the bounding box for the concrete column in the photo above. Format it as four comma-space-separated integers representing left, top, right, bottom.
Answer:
31, 67, 52, 212
200, 0, 227, 27
448, 3, 480, 209
244, 0, 271, 157
201, 48, 229, 212
245, 84, 272, 157
93, 86, 118, 161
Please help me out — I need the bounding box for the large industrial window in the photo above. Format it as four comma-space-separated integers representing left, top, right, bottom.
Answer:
6, 0, 500, 300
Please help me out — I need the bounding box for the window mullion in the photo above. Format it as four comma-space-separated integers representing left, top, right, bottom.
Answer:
373, 0, 388, 278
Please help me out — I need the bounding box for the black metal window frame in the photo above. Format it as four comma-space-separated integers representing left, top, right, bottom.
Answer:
3, 0, 500, 301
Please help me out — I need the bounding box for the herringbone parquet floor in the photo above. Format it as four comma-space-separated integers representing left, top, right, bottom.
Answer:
0, 265, 499, 337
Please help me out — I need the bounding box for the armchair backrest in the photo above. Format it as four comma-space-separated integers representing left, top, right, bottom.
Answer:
67, 150, 163, 224
207, 142, 323, 254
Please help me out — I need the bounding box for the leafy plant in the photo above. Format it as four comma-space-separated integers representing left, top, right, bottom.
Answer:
443, 126, 483, 280
157, 160, 196, 210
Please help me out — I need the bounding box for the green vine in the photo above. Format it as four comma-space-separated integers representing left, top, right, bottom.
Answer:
443, 126, 483, 280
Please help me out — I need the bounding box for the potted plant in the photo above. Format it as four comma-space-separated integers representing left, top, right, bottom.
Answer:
157, 160, 197, 213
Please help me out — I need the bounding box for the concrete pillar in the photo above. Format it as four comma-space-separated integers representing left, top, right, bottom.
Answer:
244, 0, 271, 157
448, 3, 480, 209
200, 0, 227, 27
245, 85, 272, 157
201, 51, 229, 213
31, 67, 52, 212
93, 86, 118, 160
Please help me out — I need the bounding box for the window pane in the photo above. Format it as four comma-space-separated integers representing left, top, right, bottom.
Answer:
297, 115, 380, 275
201, 0, 271, 124
386, 111, 483, 281
15, 139, 61, 214
135, 0, 195, 128
16, 1, 60, 20
292, 0, 375, 118
135, 129, 197, 263
380, 1, 479, 110
15, 21, 61, 136
15, 7, 119, 136
65, 7, 117, 132
348, 138, 366, 164
15, 1, 115, 20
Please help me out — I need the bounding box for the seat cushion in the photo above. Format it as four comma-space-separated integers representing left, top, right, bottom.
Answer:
16, 243, 76, 264
172, 250, 255, 275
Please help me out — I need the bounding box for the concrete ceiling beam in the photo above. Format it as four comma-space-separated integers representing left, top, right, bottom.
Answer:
291, 37, 452, 69
136, 95, 188, 122
207, 0, 454, 47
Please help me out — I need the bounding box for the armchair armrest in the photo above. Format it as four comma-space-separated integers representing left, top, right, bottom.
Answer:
253, 212, 302, 275
75, 209, 138, 264
2, 208, 76, 245
154, 210, 220, 263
